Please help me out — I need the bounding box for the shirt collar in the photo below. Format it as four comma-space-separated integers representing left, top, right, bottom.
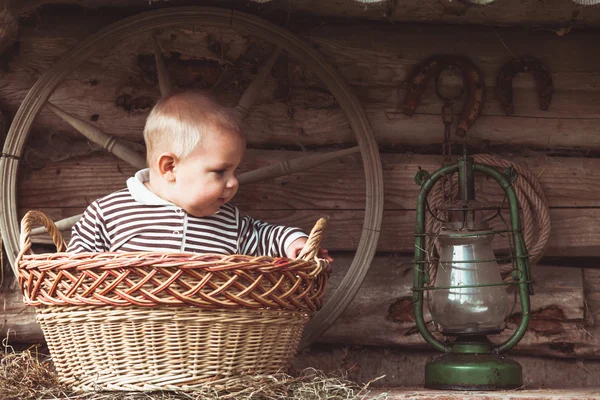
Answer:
126, 169, 174, 206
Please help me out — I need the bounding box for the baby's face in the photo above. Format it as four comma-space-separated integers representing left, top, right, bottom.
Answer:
171, 131, 245, 217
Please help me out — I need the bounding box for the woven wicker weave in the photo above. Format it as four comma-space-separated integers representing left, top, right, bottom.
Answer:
17, 210, 330, 392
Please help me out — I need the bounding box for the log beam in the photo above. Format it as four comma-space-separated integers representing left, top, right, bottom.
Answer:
317, 254, 595, 359
1, 254, 597, 358
17, 151, 600, 209
22, 0, 600, 28
292, 345, 600, 390
2, 19, 600, 152
17, 151, 600, 257
23, 207, 600, 257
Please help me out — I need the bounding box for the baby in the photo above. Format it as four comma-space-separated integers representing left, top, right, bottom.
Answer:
67, 91, 332, 261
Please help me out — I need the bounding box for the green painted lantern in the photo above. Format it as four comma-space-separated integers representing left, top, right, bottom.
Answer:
412, 154, 533, 390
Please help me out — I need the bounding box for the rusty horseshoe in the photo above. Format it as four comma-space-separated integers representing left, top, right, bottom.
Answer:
496, 56, 553, 116
403, 55, 485, 138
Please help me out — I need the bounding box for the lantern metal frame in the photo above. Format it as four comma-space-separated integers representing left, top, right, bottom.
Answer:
412, 155, 534, 390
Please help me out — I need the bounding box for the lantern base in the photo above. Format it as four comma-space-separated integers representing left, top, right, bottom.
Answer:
425, 353, 522, 391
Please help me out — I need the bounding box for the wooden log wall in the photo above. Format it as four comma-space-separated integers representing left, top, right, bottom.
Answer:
1, 11, 600, 361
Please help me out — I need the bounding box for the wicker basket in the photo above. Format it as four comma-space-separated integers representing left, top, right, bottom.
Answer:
16, 210, 330, 392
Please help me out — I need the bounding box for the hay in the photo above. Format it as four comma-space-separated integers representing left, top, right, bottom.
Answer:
0, 346, 388, 400
0, 345, 67, 400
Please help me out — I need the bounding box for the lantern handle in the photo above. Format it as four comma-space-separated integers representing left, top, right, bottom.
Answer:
473, 162, 532, 353
413, 162, 460, 353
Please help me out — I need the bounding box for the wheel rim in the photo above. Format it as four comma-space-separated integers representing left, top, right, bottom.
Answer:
0, 6, 383, 346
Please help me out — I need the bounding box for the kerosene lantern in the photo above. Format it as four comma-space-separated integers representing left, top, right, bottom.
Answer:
412, 152, 533, 390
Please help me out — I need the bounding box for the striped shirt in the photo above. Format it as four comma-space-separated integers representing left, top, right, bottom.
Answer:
67, 169, 307, 256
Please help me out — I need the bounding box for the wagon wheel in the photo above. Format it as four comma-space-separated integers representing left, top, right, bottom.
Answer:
0, 7, 383, 347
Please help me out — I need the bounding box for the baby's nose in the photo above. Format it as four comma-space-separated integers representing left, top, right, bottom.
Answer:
226, 176, 238, 188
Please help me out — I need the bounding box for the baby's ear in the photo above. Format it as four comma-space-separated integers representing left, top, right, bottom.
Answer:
157, 152, 177, 182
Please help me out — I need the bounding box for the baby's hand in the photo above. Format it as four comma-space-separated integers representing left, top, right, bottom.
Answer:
286, 237, 334, 263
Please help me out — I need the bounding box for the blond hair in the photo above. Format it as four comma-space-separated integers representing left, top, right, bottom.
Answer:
143, 91, 242, 163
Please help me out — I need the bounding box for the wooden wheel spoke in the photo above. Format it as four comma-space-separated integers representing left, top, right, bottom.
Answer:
151, 32, 172, 98
46, 102, 146, 170
238, 146, 360, 186
31, 146, 361, 238
235, 47, 281, 119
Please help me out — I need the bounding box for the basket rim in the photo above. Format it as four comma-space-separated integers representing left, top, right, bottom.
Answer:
19, 250, 322, 261
18, 251, 327, 273
18, 251, 330, 311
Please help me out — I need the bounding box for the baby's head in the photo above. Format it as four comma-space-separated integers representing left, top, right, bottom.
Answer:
143, 91, 246, 217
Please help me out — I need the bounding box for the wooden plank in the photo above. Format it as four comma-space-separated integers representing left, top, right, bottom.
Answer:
7, 81, 600, 148
360, 84, 600, 119
20, 105, 600, 152
21, 205, 600, 257
292, 346, 600, 390
378, 390, 600, 400
30, 0, 600, 27
17, 151, 600, 209
16, 150, 600, 256
318, 254, 593, 360
238, 152, 600, 209
65, 0, 600, 28
2, 253, 596, 360
249, 208, 600, 257
303, 24, 600, 89
2, 19, 600, 151
255, 0, 600, 28
583, 268, 600, 327
10, 92, 600, 152
0, 277, 42, 343
247, 108, 600, 150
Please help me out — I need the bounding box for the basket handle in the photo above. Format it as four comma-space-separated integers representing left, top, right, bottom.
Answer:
298, 217, 328, 261
18, 210, 67, 259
